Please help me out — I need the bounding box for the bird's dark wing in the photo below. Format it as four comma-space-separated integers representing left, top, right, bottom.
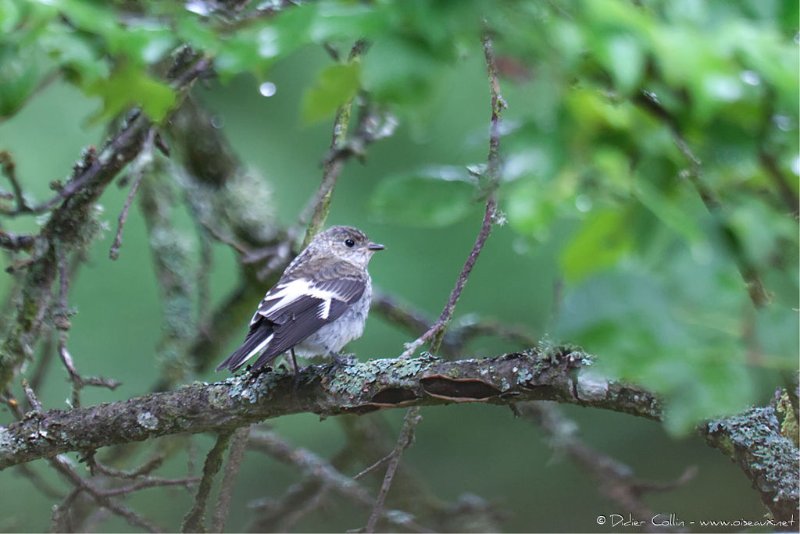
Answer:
217, 259, 366, 373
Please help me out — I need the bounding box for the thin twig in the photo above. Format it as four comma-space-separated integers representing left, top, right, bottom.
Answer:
21, 379, 42, 412
248, 428, 428, 532
247, 477, 328, 532
51, 488, 83, 533
182, 429, 235, 533
49, 455, 162, 533
353, 451, 394, 481
369, 33, 507, 534
300, 40, 367, 248
212, 426, 250, 533
0, 150, 31, 213
27, 332, 54, 394
365, 407, 422, 532
109, 130, 155, 260
100, 476, 200, 496
522, 402, 696, 533
372, 291, 535, 357
756, 89, 797, 218
400, 31, 506, 357
634, 90, 771, 308
0, 230, 36, 252
86, 451, 166, 479
14, 463, 64, 499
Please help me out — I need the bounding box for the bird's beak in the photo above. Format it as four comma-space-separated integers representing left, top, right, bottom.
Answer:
368, 242, 385, 251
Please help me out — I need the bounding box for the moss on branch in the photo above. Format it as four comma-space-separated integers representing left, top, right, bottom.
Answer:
0, 348, 658, 470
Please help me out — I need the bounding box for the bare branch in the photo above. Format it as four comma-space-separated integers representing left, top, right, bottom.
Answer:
182, 429, 235, 533
212, 426, 250, 533
401, 32, 506, 358
0, 348, 660, 470
248, 428, 428, 532
0, 54, 211, 392
109, 131, 155, 260
0, 150, 32, 213
522, 402, 695, 533
365, 407, 422, 532
49, 455, 162, 533
300, 41, 365, 247
634, 90, 771, 309
86, 451, 165, 479
373, 291, 536, 357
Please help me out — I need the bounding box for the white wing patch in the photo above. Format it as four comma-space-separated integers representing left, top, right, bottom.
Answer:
254, 278, 338, 324
245, 333, 274, 363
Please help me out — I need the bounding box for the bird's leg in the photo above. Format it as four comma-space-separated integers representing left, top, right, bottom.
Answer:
290, 348, 302, 391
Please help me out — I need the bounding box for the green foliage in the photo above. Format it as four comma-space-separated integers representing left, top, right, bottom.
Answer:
559, 208, 634, 283
86, 62, 175, 122
0, 0, 795, 435
369, 167, 479, 227
301, 63, 360, 124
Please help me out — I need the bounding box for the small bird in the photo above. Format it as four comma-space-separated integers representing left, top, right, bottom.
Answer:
216, 225, 384, 374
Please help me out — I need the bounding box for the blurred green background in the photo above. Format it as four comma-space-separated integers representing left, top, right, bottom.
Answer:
0, 0, 797, 532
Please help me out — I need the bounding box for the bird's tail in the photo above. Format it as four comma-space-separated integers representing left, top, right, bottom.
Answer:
216, 323, 275, 372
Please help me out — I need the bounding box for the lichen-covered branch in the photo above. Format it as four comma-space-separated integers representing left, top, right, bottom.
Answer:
0, 348, 658, 470
702, 406, 799, 522
0, 114, 152, 391
139, 162, 196, 390
0, 55, 211, 392
167, 97, 286, 373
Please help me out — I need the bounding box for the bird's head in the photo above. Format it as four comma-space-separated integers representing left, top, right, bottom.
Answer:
309, 225, 384, 267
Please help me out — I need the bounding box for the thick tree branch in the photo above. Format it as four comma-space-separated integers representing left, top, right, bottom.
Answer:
0, 348, 657, 470
2, 350, 794, 522
702, 406, 799, 522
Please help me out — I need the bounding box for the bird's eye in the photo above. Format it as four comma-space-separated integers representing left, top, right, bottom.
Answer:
344, 238, 355, 248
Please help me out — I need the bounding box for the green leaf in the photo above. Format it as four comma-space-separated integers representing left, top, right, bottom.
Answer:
0, 43, 46, 119
86, 62, 175, 123
301, 63, 360, 124
560, 208, 633, 282
663, 354, 753, 435
557, 271, 757, 435
505, 179, 560, 240
361, 37, 441, 106
307, 3, 387, 43
602, 35, 644, 95
369, 167, 477, 227
0, 0, 21, 34
634, 179, 702, 243
39, 26, 108, 84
